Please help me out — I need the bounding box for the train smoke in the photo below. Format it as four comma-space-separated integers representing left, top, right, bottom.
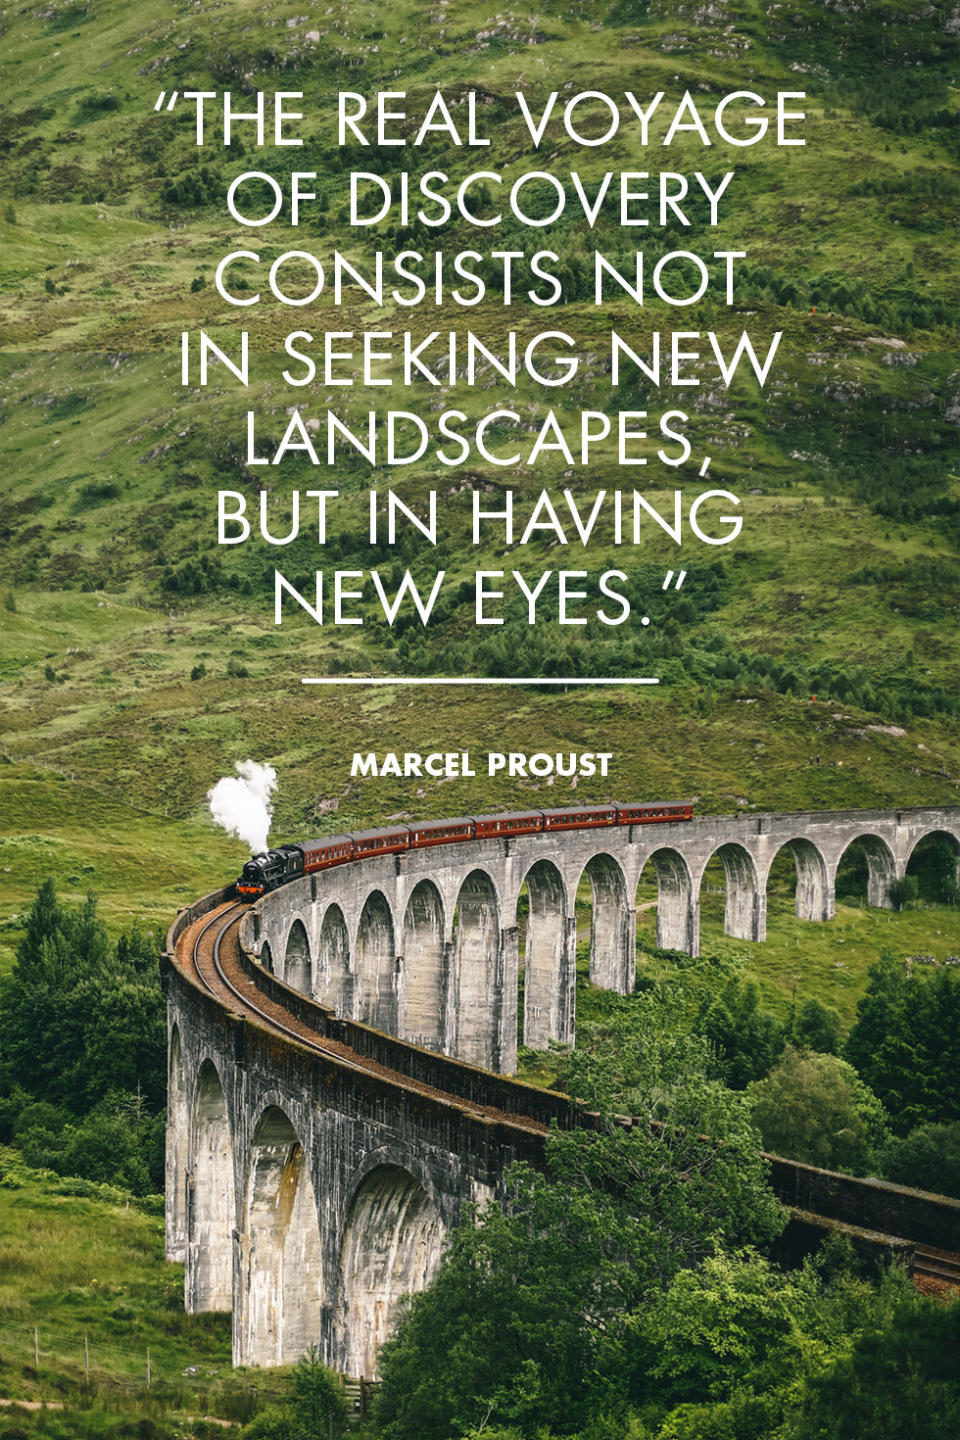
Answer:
207, 760, 277, 854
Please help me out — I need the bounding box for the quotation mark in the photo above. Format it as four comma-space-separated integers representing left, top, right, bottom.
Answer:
154, 91, 179, 111
662, 571, 687, 591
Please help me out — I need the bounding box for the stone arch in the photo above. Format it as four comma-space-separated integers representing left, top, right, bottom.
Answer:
188, 1059, 235, 1313
575, 853, 633, 994
702, 843, 764, 942
355, 891, 397, 1033
335, 1164, 446, 1380
905, 829, 960, 903
766, 838, 832, 923
637, 848, 698, 955
452, 869, 502, 1070
283, 918, 311, 992
240, 1105, 323, 1368
316, 903, 351, 1011
834, 834, 897, 909
165, 1024, 189, 1261
260, 940, 274, 974
518, 859, 574, 1050
401, 880, 447, 1052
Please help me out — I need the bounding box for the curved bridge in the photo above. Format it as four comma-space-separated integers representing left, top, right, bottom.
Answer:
244, 805, 959, 1073
164, 805, 959, 1377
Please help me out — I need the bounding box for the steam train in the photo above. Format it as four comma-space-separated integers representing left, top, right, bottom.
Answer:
235, 801, 694, 900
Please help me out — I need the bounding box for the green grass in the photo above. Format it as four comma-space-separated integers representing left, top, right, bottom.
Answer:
655, 893, 960, 1031
0, 1150, 287, 1432
0, 3, 956, 838
0, 760, 250, 973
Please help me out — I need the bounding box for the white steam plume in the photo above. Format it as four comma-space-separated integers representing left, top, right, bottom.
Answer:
207, 760, 278, 854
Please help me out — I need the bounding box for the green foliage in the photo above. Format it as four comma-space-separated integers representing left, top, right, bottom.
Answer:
747, 1046, 889, 1173
378, 1004, 784, 1440
845, 957, 960, 1133
161, 166, 218, 208
162, 553, 226, 596
789, 998, 843, 1056
0, 882, 165, 1191
785, 1296, 960, 1440
881, 1120, 960, 1200
291, 1348, 349, 1433
240, 1406, 295, 1440
553, 1010, 786, 1269
239, 1352, 348, 1438
631, 1250, 802, 1407
637, 1250, 960, 1440
907, 837, 960, 906
377, 1165, 639, 1438
16, 1094, 164, 1194
697, 980, 784, 1088
887, 875, 919, 911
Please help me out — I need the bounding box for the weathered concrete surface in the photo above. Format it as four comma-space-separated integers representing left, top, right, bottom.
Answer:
767, 1154, 960, 1253
163, 908, 543, 1376
250, 806, 959, 1072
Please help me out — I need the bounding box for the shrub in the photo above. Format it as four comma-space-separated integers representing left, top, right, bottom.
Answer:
747, 1046, 889, 1173
881, 1121, 960, 1199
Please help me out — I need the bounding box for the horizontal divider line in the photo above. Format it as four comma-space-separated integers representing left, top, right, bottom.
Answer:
301, 677, 660, 686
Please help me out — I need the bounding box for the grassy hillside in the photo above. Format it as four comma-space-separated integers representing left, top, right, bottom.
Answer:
0, 1149, 295, 1434
1, 1, 957, 932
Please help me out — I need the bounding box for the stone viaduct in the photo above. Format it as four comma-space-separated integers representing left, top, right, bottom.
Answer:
164, 805, 959, 1379
247, 805, 960, 1074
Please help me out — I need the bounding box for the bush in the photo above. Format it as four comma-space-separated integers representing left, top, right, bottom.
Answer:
239, 1350, 348, 1438
881, 1121, 960, 1199
747, 1046, 889, 1173
887, 876, 919, 911
790, 998, 843, 1056
846, 959, 960, 1133
698, 981, 784, 1088
0, 882, 167, 1193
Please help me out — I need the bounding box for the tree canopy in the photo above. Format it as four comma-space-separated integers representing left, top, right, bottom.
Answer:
376, 1003, 784, 1440
0, 881, 166, 1192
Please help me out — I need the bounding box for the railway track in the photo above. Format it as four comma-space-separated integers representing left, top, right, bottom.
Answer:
915, 1245, 960, 1287
183, 901, 549, 1136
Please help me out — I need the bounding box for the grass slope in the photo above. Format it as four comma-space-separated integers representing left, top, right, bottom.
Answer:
0, 0, 956, 1104
0, 1151, 287, 1433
